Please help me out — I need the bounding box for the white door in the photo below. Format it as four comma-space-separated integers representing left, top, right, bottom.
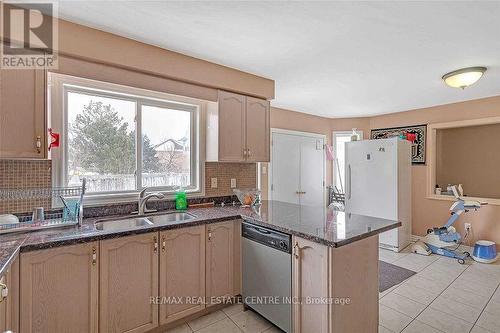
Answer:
271, 131, 325, 206
271, 133, 301, 204
300, 136, 325, 206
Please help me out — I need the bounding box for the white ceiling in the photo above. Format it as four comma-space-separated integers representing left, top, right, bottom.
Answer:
55, 1, 500, 118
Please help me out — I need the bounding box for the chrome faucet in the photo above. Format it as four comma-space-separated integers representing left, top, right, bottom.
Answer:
138, 188, 164, 215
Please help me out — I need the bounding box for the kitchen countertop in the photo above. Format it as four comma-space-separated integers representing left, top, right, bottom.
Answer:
0, 200, 400, 278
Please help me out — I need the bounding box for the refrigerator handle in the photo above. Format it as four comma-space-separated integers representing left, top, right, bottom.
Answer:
347, 164, 351, 199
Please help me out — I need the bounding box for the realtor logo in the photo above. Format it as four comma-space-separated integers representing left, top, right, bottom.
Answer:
1, 2, 58, 69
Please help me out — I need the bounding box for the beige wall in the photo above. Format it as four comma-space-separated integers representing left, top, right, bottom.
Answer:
436, 123, 500, 199
264, 96, 500, 249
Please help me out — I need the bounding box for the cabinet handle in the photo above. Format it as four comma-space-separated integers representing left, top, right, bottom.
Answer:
161, 235, 166, 252
293, 242, 299, 259
153, 236, 158, 253
208, 230, 212, 241
0, 282, 8, 302
92, 247, 97, 266
36, 136, 42, 154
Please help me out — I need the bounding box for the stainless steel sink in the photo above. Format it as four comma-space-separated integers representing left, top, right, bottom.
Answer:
95, 217, 153, 231
147, 212, 196, 224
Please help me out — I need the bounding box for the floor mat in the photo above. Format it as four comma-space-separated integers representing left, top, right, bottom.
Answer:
379, 260, 416, 292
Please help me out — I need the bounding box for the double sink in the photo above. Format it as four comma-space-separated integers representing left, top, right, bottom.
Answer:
94, 212, 196, 232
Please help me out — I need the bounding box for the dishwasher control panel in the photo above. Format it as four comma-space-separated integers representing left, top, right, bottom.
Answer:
242, 222, 292, 253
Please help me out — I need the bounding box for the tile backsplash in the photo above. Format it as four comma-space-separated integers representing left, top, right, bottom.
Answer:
0, 159, 52, 214
205, 162, 257, 197
0, 160, 257, 214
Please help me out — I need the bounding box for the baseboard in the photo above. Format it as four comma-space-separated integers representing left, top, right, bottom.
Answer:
410, 234, 421, 242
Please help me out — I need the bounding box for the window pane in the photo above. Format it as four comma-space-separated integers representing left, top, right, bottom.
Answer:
67, 92, 136, 192
141, 105, 192, 188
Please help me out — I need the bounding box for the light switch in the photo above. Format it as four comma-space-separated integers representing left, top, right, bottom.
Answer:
231, 178, 237, 188
211, 178, 218, 188
262, 166, 267, 174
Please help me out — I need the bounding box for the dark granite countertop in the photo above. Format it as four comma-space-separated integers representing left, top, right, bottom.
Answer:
0, 200, 400, 278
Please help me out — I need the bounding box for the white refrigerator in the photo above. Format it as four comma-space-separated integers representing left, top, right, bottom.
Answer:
344, 137, 411, 252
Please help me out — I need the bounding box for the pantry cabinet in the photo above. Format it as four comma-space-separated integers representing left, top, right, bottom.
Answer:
0, 67, 46, 158
210, 90, 270, 162
159, 226, 206, 324
100, 233, 159, 333
292, 236, 331, 333
20, 242, 99, 333
206, 221, 234, 306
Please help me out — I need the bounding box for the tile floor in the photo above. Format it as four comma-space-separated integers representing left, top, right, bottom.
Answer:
380, 245, 500, 333
167, 245, 500, 333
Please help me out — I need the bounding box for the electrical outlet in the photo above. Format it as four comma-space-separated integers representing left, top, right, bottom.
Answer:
211, 178, 218, 188
231, 178, 237, 188
465, 223, 472, 232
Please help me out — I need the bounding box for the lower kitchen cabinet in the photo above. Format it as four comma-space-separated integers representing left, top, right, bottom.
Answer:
0, 256, 18, 333
100, 233, 159, 333
292, 236, 331, 333
20, 242, 99, 333
159, 226, 206, 324
292, 235, 379, 333
206, 221, 234, 306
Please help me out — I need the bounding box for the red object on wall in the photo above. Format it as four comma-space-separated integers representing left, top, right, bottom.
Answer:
48, 128, 60, 151
406, 133, 417, 142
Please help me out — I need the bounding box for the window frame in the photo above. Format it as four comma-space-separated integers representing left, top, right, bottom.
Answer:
49, 73, 206, 205
332, 130, 363, 192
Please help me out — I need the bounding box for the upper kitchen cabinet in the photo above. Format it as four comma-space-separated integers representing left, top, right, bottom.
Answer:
218, 91, 246, 162
0, 67, 46, 158
207, 91, 270, 162
245, 96, 270, 162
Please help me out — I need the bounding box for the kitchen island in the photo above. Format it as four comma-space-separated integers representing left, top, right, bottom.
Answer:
0, 200, 399, 332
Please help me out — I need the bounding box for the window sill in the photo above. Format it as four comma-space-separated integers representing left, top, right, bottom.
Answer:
82, 189, 205, 207
427, 194, 500, 206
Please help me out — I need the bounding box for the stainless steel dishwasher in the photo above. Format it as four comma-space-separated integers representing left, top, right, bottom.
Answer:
242, 222, 292, 333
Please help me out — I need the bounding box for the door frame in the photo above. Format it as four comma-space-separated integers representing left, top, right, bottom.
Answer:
269, 128, 327, 206
332, 130, 364, 191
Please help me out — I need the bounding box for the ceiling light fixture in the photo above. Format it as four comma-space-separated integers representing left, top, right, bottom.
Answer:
442, 66, 487, 89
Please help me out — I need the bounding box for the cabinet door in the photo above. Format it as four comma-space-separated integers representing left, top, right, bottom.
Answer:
5, 255, 19, 333
0, 275, 6, 332
218, 90, 246, 162
100, 233, 159, 333
292, 236, 330, 333
206, 221, 234, 306
245, 96, 270, 162
0, 68, 46, 158
20, 242, 99, 333
159, 226, 205, 324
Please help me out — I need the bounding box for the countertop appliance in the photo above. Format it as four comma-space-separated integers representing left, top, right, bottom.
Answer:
344, 137, 412, 252
242, 222, 292, 333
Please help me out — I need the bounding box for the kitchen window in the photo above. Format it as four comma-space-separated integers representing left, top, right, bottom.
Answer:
49, 73, 204, 202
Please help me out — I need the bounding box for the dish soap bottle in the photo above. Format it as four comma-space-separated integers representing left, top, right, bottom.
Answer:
175, 187, 187, 210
